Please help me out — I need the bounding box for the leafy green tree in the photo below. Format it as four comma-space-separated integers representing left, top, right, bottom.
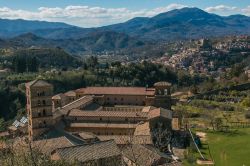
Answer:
241, 97, 250, 107
0, 118, 5, 132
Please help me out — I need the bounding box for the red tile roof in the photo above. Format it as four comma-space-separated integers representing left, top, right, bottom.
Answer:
70, 123, 137, 129
76, 87, 155, 96
68, 109, 148, 119
64, 91, 76, 97
33, 136, 73, 155
25, 79, 52, 88
52, 93, 66, 100
148, 108, 172, 120
77, 132, 97, 140
97, 135, 153, 145
54, 96, 93, 117
122, 144, 170, 166
51, 140, 121, 163
154, 81, 171, 87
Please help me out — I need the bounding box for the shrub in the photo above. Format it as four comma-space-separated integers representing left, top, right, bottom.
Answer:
245, 111, 250, 119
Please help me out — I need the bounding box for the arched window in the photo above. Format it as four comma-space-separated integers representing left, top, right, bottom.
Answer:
164, 89, 168, 95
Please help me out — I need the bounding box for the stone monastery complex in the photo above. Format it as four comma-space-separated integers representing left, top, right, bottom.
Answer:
24, 79, 180, 165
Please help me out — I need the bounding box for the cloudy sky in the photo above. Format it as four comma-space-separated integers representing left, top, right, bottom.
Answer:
0, 0, 249, 27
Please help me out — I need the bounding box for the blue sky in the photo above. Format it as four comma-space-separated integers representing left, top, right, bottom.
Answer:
0, 0, 249, 27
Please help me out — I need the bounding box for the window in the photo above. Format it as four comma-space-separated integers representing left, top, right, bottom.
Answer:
37, 100, 41, 106
42, 100, 46, 105
125, 118, 128, 122
43, 109, 46, 116
107, 97, 110, 101
38, 112, 41, 117
114, 97, 117, 101
100, 118, 102, 121
43, 121, 47, 127
121, 98, 123, 101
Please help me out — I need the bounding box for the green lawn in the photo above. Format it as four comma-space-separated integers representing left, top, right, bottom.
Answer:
184, 128, 250, 166
206, 128, 250, 166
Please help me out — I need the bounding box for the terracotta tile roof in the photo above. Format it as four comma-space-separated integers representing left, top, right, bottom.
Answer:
33, 136, 73, 155
25, 79, 52, 88
134, 122, 151, 136
97, 135, 153, 145
52, 93, 66, 100
76, 87, 155, 96
142, 106, 156, 113
10, 136, 74, 155
0, 131, 10, 137
68, 109, 148, 119
52, 140, 121, 162
54, 96, 93, 117
154, 81, 171, 87
77, 132, 97, 140
122, 144, 171, 166
70, 123, 137, 129
148, 108, 172, 120
64, 91, 76, 97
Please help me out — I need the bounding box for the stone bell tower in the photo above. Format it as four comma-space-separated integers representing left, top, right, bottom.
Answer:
153, 82, 172, 110
25, 80, 54, 140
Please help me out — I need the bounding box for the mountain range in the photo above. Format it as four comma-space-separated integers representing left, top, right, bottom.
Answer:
0, 7, 249, 54
0, 31, 146, 55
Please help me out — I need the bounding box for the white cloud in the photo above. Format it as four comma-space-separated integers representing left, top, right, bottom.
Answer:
0, 4, 186, 27
0, 4, 248, 27
205, 5, 238, 13
242, 6, 250, 16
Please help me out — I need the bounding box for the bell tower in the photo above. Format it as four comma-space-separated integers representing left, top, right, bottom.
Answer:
153, 82, 172, 109
25, 80, 54, 140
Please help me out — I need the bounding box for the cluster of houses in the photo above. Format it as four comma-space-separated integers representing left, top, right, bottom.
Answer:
148, 37, 250, 80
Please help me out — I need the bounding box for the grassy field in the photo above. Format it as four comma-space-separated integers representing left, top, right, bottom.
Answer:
206, 128, 250, 166
184, 128, 250, 166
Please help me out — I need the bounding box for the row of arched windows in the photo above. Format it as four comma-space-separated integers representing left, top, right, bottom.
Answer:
37, 91, 45, 97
